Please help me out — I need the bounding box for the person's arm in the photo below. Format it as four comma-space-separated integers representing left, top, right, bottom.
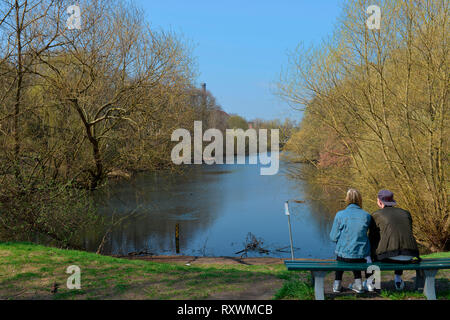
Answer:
406, 210, 421, 259
368, 214, 380, 258
330, 213, 341, 243
406, 210, 414, 231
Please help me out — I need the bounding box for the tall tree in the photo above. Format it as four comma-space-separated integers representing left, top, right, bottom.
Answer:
279, 0, 449, 251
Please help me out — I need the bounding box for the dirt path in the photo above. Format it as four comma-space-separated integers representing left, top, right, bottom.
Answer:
116, 255, 285, 299
116, 255, 450, 300
116, 254, 285, 266
206, 278, 284, 300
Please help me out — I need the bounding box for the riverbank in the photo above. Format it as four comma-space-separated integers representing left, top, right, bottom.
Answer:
114, 254, 285, 265
0, 242, 449, 300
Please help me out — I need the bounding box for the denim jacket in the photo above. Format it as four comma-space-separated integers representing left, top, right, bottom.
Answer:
330, 204, 371, 259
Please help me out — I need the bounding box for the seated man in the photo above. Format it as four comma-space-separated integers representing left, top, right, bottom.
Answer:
369, 189, 420, 290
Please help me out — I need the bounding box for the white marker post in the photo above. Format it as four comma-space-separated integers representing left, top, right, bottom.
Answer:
285, 201, 294, 261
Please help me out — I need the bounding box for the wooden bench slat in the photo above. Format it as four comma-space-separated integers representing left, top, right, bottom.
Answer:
284, 260, 450, 271
284, 262, 450, 268
286, 258, 450, 263
285, 261, 450, 266
285, 261, 450, 265
285, 266, 448, 271
285, 259, 450, 265
285, 257, 450, 300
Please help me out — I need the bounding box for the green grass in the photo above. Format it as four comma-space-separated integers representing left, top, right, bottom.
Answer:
380, 290, 425, 300
0, 242, 285, 300
0, 242, 449, 300
422, 252, 450, 259
273, 273, 314, 300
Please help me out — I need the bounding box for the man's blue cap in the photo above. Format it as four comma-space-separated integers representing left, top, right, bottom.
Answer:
378, 189, 397, 206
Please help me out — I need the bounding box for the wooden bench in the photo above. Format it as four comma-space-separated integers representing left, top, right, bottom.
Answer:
284, 258, 450, 300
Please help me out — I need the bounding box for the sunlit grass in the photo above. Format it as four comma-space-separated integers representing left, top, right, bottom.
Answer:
0, 242, 448, 300
0, 242, 283, 300
273, 273, 314, 300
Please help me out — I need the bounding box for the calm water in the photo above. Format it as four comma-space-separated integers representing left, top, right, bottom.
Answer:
89, 155, 337, 259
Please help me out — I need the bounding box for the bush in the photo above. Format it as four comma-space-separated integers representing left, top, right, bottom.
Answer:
0, 181, 100, 249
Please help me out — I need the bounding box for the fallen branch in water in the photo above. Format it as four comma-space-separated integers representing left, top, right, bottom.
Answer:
235, 232, 270, 257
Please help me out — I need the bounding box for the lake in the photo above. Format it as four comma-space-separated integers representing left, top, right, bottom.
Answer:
89, 154, 337, 259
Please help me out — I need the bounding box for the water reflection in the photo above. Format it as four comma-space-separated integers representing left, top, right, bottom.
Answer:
88, 157, 337, 259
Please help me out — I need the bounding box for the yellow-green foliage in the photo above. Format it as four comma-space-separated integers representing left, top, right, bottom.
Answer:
279, 0, 449, 251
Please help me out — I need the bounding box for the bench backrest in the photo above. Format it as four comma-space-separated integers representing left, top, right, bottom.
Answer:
284, 258, 450, 271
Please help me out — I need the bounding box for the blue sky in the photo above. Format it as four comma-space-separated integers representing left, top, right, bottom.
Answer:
134, 0, 342, 121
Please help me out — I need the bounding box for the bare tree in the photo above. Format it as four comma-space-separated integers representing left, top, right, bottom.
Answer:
35, 0, 196, 188
279, 0, 449, 251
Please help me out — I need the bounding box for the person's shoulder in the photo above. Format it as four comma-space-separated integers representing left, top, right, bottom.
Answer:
393, 207, 411, 215
336, 206, 353, 217
340, 204, 359, 214
361, 209, 372, 218
371, 208, 383, 218
335, 209, 346, 217
372, 208, 382, 214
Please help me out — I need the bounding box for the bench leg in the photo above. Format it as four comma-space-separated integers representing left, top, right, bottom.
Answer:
414, 270, 425, 291
311, 271, 327, 300
423, 270, 438, 300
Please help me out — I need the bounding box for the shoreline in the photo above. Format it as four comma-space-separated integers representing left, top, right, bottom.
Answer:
111, 254, 339, 265
112, 254, 286, 265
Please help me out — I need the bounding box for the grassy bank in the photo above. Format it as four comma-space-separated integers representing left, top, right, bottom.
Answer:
0, 242, 449, 300
0, 242, 288, 300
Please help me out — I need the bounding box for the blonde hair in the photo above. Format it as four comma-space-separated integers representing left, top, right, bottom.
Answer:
345, 188, 362, 207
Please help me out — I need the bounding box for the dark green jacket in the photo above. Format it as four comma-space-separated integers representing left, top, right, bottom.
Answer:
369, 206, 419, 260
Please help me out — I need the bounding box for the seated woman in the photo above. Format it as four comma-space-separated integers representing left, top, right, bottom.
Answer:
330, 188, 372, 293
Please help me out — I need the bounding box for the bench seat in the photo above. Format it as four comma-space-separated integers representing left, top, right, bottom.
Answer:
284, 258, 450, 300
